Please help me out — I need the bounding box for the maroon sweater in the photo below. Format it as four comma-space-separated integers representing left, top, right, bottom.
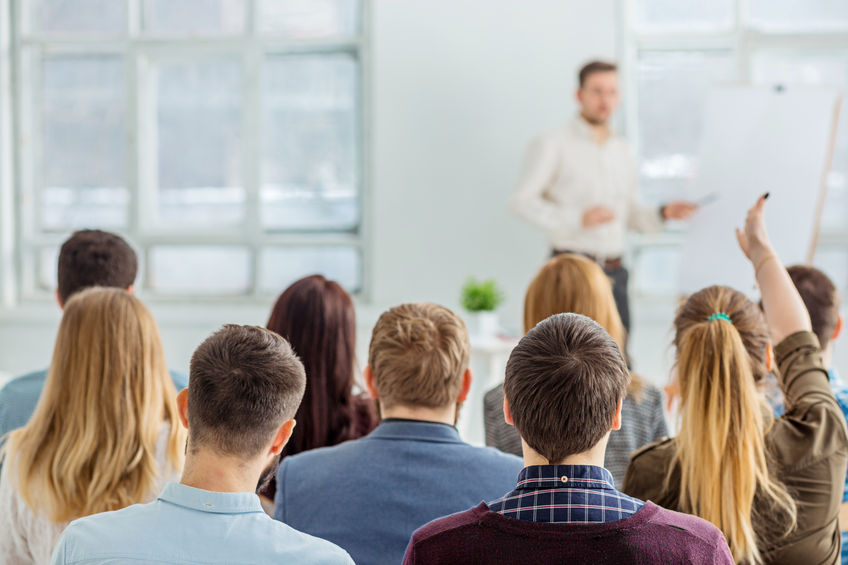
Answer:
403, 501, 733, 564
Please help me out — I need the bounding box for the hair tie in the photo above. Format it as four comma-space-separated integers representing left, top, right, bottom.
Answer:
707, 312, 732, 323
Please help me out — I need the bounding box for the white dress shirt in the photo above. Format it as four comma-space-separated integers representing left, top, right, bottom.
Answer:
510, 116, 663, 258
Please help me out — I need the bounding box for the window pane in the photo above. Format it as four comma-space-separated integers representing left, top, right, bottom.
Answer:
747, 0, 848, 32
633, 0, 734, 33
40, 55, 128, 230
636, 50, 736, 204
752, 50, 848, 230
259, 246, 360, 294
142, 0, 246, 35
259, 0, 359, 37
262, 53, 359, 231
155, 59, 244, 227
149, 246, 250, 294
632, 247, 680, 296
38, 247, 59, 290
33, 0, 127, 34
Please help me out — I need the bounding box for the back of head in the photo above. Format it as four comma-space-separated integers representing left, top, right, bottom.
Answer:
368, 303, 469, 409
505, 313, 629, 462
266, 275, 360, 455
786, 265, 840, 349
58, 230, 138, 304
188, 325, 306, 458
4, 287, 183, 523
673, 285, 795, 564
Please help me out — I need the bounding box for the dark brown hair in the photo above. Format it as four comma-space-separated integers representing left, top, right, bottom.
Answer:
368, 303, 469, 409
787, 265, 840, 348
57, 230, 137, 304
504, 313, 629, 462
187, 324, 306, 457
267, 275, 374, 457
579, 60, 617, 87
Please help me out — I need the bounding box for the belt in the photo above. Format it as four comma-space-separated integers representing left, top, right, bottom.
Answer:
553, 250, 623, 272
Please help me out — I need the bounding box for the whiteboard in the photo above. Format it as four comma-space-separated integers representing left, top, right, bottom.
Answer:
679, 85, 841, 295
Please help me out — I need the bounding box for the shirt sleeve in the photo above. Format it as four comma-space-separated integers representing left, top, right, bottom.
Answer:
48, 532, 69, 565
509, 134, 582, 238
623, 147, 664, 234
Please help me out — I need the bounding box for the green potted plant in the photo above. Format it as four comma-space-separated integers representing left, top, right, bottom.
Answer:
461, 278, 505, 340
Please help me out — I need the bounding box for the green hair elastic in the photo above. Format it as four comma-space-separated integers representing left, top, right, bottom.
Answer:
707, 312, 732, 323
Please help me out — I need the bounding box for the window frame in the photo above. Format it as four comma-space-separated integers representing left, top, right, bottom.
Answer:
7, 0, 371, 305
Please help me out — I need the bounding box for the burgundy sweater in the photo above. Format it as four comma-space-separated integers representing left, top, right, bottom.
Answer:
403, 501, 733, 564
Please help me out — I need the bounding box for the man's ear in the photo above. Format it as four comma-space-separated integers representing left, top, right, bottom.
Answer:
503, 395, 514, 426
456, 369, 473, 403
610, 398, 623, 431
833, 314, 843, 343
575, 87, 584, 105
270, 419, 296, 455
126, 284, 134, 295
363, 365, 379, 400
55, 288, 64, 310
176, 388, 190, 429
765, 343, 775, 373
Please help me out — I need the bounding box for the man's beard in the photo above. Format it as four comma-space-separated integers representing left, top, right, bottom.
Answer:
580, 111, 607, 126
257, 453, 281, 493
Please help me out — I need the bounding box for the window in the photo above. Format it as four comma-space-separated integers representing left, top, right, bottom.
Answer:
11, 0, 365, 300
626, 0, 848, 295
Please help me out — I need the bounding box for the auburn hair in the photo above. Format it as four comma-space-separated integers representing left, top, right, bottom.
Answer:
2, 287, 184, 523
524, 253, 643, 399
672, 285, 796, 564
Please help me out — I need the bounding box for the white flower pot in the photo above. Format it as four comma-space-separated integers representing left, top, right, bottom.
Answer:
468, 311, 499, 340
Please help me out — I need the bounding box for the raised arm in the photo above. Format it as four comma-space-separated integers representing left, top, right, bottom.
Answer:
735, 194, 811, 344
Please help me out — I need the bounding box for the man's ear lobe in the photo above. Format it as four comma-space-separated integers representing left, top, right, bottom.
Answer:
503, 395, 514, 426
176, 388, 190, 429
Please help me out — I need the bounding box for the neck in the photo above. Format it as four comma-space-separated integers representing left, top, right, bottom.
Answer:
380, 403, 457, 426
579, 112, 610, 143
521, 436, 608, 468
180, 446, 265, 494
822, 342, 834, 370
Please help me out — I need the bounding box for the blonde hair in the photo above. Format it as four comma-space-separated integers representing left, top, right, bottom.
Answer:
524, 253, 643, 398
2, 287, 185, 523
368, 303, 469, 409
673, 285, 796, 564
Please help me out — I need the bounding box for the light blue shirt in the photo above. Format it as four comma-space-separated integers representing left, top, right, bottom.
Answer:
50, 482, 354, 565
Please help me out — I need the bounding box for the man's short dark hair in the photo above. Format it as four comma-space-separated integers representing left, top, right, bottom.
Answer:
578, 60, 617, 88
188, 324, 306, 457
787, 265, 840, 348
57, 230, 138, 304
504, 313, 629, 462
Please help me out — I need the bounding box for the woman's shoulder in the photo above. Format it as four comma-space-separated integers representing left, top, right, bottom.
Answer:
628, 436, 675, 468
622, 437, 678, 502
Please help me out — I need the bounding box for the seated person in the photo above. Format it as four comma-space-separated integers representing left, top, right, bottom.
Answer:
0, 230, 187, 438
275, 303, 523, 565
405, 313, 732, 564
484, 252, 667, 486
50, 325, 353, 565
0, 288, 185, 563
623, 196, 848, 564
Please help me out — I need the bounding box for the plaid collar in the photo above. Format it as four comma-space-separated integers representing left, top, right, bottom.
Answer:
514, 465, 616, 491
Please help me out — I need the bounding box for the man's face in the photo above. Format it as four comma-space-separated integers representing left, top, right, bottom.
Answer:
577, 71, 619, 125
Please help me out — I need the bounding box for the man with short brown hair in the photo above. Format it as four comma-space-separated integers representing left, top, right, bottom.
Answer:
274, 303, 522, 565
404, 314, 733, 564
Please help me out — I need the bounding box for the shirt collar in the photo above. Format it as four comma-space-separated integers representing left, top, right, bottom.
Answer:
570, 114, 617, 141
158, 482, 265, 515
515, 465, 616, 490
368, 419, 464, 443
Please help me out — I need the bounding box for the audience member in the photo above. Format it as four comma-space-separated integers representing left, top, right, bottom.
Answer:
0, 288, 185, 564
405, 313, 733, 564
274, 303, 523, 565
0, 230, 188, 438
484, 253, 666, 486
623, 196, 848, 564
50, 324, 353, 565
259, 275, 377, 502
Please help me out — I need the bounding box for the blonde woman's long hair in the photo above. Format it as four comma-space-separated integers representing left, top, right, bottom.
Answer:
673, 285, 796, 564
2, 287, 185, 523
524, 253, 643, 398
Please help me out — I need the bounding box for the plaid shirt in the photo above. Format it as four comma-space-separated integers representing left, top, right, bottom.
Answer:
488, 464, 644, 524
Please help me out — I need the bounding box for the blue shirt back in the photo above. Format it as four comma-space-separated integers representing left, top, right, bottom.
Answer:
50, 482, 353, 565
275, 419, 524, 565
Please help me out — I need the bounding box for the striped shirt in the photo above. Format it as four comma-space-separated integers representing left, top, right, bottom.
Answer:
488, 465, 644, 524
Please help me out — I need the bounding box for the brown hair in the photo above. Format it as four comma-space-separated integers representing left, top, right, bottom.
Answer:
672, 285, 796, 564
505, 313, 629, 463
58, 230, 138, 304
367, 303, 469, 409
786, 265, 840, 348
188, 325, 306, 457
579, 60, 617, 87
267, 275, 375, 457
524, 253, 643, 398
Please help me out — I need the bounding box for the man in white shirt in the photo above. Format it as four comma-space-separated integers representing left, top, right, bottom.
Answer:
511, 61, 696, 332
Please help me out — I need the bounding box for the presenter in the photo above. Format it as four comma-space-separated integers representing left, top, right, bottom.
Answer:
511, 60, 697, 333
